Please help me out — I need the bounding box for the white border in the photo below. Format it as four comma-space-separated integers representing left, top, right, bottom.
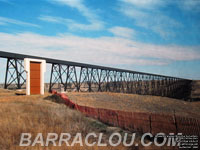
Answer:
24, 58, 46, 95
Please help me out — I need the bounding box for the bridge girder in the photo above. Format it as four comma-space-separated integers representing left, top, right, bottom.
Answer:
0, 51, 192, 99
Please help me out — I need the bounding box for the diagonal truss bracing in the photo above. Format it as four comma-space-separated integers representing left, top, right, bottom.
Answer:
0, 51, 192, 99
4, 58, 26, 89
48, 64, 191, 99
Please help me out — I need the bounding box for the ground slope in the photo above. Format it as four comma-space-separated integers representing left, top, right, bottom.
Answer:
0, 88, 197, 149
0, 89, 131, 150
1, 89, 175, 150
67, 92, 200, 119
190, 80, 200, 101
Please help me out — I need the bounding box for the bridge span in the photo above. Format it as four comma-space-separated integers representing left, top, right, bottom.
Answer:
0, 51, 192, 99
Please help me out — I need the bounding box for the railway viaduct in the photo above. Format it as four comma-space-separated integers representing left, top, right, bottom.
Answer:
0, 51, 192, 99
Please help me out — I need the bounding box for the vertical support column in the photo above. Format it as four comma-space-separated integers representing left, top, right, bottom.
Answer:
88, 68, 93, 92
15, 59, 20, 89
106, 70, 110, 92
49, 63, 54, 92
48, 63, 63, 92
4, 58, 9, 89
64, 66, 69, 91
73, 66, 79, 91
98, 69, 102, 92
4, 58, 26, 89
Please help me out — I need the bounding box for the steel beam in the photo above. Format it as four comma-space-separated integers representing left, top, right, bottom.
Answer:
0, 51, 192, 99
4, 58, 26, 89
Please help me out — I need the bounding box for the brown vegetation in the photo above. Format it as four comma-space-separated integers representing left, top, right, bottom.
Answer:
0, 89, 149, 150
0, 88, 191, 149
67, 92, 200, 119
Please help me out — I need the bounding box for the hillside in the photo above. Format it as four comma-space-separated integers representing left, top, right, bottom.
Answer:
0, 89, 129, 150
190, 80, 200, 101
1, 88, 175, 150
1, 88, 199, 149
67, 92, 200, 119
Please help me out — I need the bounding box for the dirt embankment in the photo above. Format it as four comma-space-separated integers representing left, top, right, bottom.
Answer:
67, 92, 200, 119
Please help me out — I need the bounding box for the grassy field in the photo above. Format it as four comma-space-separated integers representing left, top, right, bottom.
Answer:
2, 87, 198, 149
1, 88, 177, 150
67, 92, 200, 119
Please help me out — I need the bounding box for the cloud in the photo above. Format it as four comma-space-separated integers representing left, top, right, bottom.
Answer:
44, 0, 104, 31
51, 0, 82, 8
0, 0, 13, 4
50, 0, 95, 20
0, 32, 199, 68
119, 1, 183, 38
108, 26, 135, 39
176, 0, 200, 12
0, 16, 40, 28
39, 15, 66, 23
39, 15, 104, 31
120, 0, 165, 9
120, 0, 200, 12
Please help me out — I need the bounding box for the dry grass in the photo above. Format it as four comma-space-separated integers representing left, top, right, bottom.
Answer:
67, 92, 200, 119
0, 89, 147, 150
0, 89, 181, 150
191, 80, 200, 99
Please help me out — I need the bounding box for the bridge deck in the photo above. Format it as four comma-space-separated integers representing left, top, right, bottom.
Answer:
0, 51, 192, 100
0, 51, 184, 79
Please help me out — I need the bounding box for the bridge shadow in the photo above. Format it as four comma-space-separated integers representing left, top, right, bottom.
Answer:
190, 98, 200, 102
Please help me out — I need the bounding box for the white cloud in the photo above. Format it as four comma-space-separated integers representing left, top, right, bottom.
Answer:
0, 16, 40, 28
0, 0, 13, 4
120, 0, 165, 9
120, 0, 200, 12
0, 32, 199, 68
176, 0, 200, 12
45, 0, 104, 31
39, 15, 104, 31
119, 0, 200, 39
50, 0, 95, 20
119, 2, 183, 38
51, 0, 82, 8
108, 26, 135, 39
39, 15, 67, 23
0, 22, 6, 25
68, 20, 104, 31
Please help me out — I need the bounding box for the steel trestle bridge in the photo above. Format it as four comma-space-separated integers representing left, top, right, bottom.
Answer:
0, 51, 192, 99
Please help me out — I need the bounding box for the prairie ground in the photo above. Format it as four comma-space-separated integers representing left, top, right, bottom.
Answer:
0, 88, 176, 150
0, 89, 195, 150
67, 92, 200, 119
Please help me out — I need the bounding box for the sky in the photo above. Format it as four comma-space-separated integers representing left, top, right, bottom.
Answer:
0, 0, 200, 82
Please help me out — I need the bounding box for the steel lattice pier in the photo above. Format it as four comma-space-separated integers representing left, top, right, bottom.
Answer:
49, 63, 191, 99
0, 51, 192, 99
